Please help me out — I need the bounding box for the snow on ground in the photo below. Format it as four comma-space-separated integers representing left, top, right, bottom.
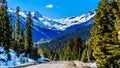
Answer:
73, 60, 97, 68
85, 62, 97, 68
0, 46, 97, 68
0, 46, 35, 66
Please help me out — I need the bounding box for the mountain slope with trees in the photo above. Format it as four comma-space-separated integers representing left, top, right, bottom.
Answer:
8, 8, 95, 42
38, 24, 92, 50
0, 0, 39, 65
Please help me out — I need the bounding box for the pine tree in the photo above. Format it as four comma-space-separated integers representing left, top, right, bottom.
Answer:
25, 12, 33, 58
48, 49, 54, 60
15, 7, 20, 40
17, 29, 25, 54
0, 0, 12, 59
81, 48, 87, 62
86, 39, 95, 62
57, 36, 84, 61
67, 39, 74, 60
110, 0, 120, 67
73, 35, 83, 60
34, 45, 39, 60
90, 0, 120, 67
14, 7, 20, 52
111, 0, 120, 42
61, 39, 73, 60
0, 1, 4, 44
43, 48, 48, 58
0, 0, 7, 46
9, 14, 13, 48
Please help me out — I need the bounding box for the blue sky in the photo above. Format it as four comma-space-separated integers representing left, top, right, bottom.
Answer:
7, 0, 100, 19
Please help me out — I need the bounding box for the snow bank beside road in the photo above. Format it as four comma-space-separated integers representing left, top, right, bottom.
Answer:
0, 46, 35, 66
73, 60, 97, 68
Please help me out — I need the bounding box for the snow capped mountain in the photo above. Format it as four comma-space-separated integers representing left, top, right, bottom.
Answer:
8, 8, 95, 42
53, 11, 95, 30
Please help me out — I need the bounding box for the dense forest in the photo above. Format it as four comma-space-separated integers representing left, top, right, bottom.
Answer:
90, 0, 120, 67
0, 0, 120, 68
0, 0, 39, 60
45, 35, 94, 62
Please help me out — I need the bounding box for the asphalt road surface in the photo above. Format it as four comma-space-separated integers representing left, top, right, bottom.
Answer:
24, 61, 78, 68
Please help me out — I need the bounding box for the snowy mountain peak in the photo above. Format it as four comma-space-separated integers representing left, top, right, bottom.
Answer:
8, 9, 95, 42
53, 10, 95, 30
8, 8, 95, 30
31, 11, 43, 17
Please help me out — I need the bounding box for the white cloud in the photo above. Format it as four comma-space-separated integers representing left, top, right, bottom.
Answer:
46, 4, 53, 8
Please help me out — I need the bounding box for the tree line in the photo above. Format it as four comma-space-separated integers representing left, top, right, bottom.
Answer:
42, 35, 94, 62
0, 0, 38, 60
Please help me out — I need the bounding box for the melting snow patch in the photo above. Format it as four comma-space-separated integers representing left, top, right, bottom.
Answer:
39, 17, 44, 21
0, 46, 35, 67
86, 62, 97, 68
0, 46, 4, 52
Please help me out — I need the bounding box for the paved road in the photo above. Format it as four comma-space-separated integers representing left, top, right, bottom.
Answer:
24, 61, 96, 68
0, 61, 96, 68
24, 61, 77, 68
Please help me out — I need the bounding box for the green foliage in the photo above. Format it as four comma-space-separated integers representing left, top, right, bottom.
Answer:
0, 0, 38, 60
81, 48, 87, 62
25, 12, 34, 58
0, 0, 12, 59
42, 48, 48, 58
87, 47, 94, 62
90, 0, 120, 67
14, 7, 20, 41
39, 25, 92, 50
13, 7, 25, 56
17, 30, 25, 54
37, 49, 43, 56
47, 35, 85, 61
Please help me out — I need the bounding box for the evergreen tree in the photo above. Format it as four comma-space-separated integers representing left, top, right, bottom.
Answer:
110, 0, 120, 67
48, 49, 54, 60
73, 35, 83, 60
34, 45, 39, 60
81, 48, 87, 62
86, 39, 95, 62
87, 46, 94, 62
54, 35, 84, 61
43, 48, 48, 58
0, 0, 12, 59
25, 12, 33, 58
30, 46, 38, 60
111, 0, 120, 43
0, 1, 3, 46
14, 7, 20, 40
17, 29, 25, 54
9, 14, 13, 48
90, 0, 120, 67
14, 7, 20, 53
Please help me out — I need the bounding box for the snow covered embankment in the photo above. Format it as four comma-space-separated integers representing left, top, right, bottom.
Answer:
73, 60, 97, 68
0, 46, 35, 67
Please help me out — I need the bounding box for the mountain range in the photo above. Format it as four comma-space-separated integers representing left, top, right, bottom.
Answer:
8, 8, 95, 44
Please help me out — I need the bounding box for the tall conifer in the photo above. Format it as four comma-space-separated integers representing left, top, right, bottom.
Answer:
90, 0, 120, 67
0, 0, 12, 59
25, 12, 33, 58
13, 7, 21, 56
